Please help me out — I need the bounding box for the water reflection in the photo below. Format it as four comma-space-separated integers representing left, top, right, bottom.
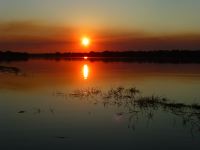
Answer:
0, 59, 200, 148
83, 64, 89, 80
84, 56, 88, 60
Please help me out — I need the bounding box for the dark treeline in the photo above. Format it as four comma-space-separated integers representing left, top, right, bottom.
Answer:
0, 50, 200, 63
0, 51, 29, 61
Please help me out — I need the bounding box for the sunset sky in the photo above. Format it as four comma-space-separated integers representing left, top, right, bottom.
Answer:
0, 0, 200, 52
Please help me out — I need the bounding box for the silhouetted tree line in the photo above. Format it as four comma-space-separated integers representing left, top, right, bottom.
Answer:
0, 51, 29, 61
0, 50, 200, 63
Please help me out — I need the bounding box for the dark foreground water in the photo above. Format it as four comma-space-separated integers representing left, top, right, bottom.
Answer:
0, 58, 200, 149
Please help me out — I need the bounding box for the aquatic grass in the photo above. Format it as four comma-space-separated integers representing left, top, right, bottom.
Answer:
0, 65, 21, 75
191, 103, 200, 110
70, 86, 200, 135
70, 88, 101, 97
70, 86, 200, 112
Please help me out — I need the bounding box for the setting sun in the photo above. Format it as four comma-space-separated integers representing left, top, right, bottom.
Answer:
82, 37, 90, 47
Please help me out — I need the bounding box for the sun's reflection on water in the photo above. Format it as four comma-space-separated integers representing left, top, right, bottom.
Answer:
83, 64, 89, 80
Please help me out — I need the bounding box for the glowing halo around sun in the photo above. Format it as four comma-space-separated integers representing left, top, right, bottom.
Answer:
81, 37, 90, 47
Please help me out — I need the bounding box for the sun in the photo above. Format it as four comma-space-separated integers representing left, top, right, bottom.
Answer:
82, 37, 90, 47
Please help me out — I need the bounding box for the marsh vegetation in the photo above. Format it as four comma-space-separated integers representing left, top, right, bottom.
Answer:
0, 65, 21, 75
69, 86, 200, 135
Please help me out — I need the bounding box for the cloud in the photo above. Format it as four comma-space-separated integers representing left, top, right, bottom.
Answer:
0, 21, 200, 52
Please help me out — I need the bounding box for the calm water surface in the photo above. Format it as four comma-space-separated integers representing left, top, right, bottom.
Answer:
0, 59, 200, 149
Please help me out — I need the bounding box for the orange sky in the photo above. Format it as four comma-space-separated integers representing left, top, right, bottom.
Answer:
0, 0, 200, 52
0, 21, 200, 52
